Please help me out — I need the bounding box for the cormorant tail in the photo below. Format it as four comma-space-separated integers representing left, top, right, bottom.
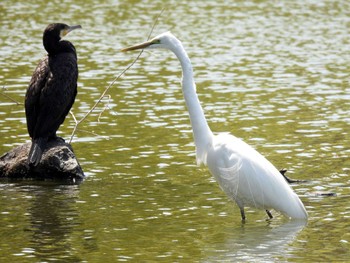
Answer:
28, 138, 46, 167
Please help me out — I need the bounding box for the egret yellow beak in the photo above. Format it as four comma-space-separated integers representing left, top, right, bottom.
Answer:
121, 40, 153, 52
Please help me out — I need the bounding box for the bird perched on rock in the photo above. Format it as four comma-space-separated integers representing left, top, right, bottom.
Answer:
25, 23, 81, 166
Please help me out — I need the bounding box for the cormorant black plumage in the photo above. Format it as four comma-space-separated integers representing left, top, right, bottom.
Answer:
25, 23, 81, 167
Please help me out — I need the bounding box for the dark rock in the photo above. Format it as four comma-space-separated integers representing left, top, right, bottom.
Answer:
0, 138, 84, 182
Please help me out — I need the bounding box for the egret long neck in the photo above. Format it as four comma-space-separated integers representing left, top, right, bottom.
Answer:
173, 44, 213, 165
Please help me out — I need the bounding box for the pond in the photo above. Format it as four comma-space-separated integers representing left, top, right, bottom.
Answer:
0, 0, 349, 262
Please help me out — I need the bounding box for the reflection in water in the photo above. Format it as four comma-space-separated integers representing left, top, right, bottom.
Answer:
11, 182, 85, 262
1, 0, 350, 262
204, 220, 307, 262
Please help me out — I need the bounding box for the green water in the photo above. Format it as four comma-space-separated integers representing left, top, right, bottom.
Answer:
1, 0, 349, 262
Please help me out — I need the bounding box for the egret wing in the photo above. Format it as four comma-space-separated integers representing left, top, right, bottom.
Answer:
207, 133, 307, 219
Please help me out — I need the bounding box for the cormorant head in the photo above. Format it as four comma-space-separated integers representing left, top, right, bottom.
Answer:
43, 23, 82, 54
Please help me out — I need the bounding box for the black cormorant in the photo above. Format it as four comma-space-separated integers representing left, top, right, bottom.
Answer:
25, 23, 81, 166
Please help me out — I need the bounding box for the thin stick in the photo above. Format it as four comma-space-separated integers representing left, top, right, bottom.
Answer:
73, 127, 110, 140
146, 8, 165, 40
97, 94, 112, 122
0, 86, 23, 105
69, 8, 165, 143
68, 52, 143, 143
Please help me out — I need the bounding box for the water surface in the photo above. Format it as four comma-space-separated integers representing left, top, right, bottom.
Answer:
0, 0, 349, 262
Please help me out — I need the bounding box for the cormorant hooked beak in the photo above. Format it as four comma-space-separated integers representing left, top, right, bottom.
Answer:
61, 25, 82, 37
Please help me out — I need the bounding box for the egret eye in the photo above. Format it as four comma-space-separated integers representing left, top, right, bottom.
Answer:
152, 39, 161, 44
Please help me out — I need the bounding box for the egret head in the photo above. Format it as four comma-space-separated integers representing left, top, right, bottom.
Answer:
121, 32, 179, 52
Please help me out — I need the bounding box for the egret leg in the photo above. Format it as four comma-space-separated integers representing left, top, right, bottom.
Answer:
279, 168, 308, 184
266, 210, 273, 219
240, 207, 246, 221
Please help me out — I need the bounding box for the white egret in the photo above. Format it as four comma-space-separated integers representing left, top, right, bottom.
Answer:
122, 32, 308, 221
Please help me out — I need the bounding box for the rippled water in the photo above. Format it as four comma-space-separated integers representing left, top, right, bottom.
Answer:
0, 0, 349, 262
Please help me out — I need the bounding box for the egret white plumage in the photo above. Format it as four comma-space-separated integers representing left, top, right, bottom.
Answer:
122, 32, 308, 221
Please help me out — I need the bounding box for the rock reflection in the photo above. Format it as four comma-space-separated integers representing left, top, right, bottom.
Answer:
23, 182, 83, 262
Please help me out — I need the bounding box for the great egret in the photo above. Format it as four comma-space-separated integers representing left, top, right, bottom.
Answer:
122, 32, 308, 220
